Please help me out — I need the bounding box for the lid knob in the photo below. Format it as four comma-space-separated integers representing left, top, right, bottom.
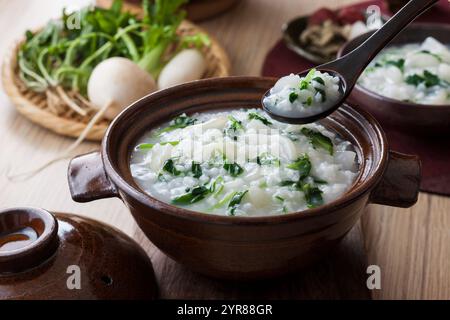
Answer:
0, 207, 59, 274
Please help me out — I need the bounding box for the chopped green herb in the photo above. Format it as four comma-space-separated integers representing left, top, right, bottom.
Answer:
211, 191, 236, 210
289, 92, 298, 103
385, 58, 405, 72
301, 183, 324, 208
137, 141, 179, 150
315, 88, 326, 102
406, 70, 441, 88
224, 115, 243, 140
158, 115, 197, 135
227, 190, 248, 216
223, 162, 244, 177
162, 159, 181, 176
248, 112, 272, 125
171, 186, 209, 205
313, 177, 328, 184
304, 96, 313, 106
286, 154, 311, 179
256, 153, 280, 166
275, 195, 285, 202
191, 161, 202, 178
301, 127, 334, 155
312, 77, 325, 85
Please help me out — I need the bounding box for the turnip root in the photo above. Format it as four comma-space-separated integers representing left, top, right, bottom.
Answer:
88, 57, 156, 120
157, 49, 206, 90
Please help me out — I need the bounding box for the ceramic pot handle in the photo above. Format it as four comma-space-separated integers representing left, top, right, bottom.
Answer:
68, 151, 119, 203
370, 151, 421, 208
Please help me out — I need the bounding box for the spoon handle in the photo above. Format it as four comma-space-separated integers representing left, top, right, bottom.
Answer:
326, 0, 439, 87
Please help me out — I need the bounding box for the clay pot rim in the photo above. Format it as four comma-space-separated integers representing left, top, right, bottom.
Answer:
338, 23, 450, 111
0, 207, 58, 260
99, 76, 389, 225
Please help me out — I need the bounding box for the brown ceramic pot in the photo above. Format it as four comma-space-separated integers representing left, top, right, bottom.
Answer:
338, 23, 450, 135
68, 77, 421, 280
0, 207, 157, 299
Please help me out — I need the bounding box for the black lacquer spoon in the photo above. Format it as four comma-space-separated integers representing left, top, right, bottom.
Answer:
262, 0, 439, 124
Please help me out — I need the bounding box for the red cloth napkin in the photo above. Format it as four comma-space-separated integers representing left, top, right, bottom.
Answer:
261, 0, 450, 196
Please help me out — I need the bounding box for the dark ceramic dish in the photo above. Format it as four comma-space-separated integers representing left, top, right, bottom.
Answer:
338, 23, 450, 135
68, 77, 421, 280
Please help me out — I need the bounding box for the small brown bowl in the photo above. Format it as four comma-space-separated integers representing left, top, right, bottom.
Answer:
68, 77, 421, 280
338, 23, 450, 135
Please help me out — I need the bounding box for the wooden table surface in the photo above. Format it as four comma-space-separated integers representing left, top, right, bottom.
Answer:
1, 0, 449, 300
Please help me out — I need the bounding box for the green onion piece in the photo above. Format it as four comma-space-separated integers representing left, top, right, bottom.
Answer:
171, 186, 209, 205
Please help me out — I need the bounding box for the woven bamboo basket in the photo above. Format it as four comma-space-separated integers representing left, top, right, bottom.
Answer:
2, 20, 230, 141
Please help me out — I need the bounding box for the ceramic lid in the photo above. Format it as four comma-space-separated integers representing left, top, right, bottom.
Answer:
0, 207, 157, 300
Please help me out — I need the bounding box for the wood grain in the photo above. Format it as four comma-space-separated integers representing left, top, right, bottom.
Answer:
0, 0, 449, 299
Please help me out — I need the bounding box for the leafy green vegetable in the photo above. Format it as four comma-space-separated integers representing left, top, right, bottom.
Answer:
385, 58, 405, 72
406, 70, 441, 88
301, 127, 334, 155
315, 88, 326, 102
289, 92, 298, 103
18, 0, 209, 96
312, 77, 325, 85
275, 195, 284, 202
419, 50, 442, 62
162, 159, 181, 176
210, 191, 236, 210
171, 185, 209, 205
256, 153, 280, 166
158, 114, 197, 134
227, 190, 248, 216
224, 115, 243, 140
305, 96, 313, 106
223, 162, 244, 177
191, 161, 202, 178
301, 183, 324, 208
248, 112, 272, 125
286, 154, 311, 179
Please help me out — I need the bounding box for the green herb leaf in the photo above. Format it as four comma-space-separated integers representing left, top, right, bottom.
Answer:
315, 88, 326, 102
301, 183, 324, 208
406, 70, 441, 88
227, 190, 248, 216
162, 159, 181, 176
256, 153, 280, 166
223, 162, 244, 177
171, 185, 209, 205
248, 112, 272, 125
385, 58, 405, 72
299, 68, 316, 90
312, 77, 325, 85
289, 92, 298, 103
286, 154, 311, 179
305, 96, 313, 106
301, 127, 334, 155
191, 161, 202, 178
158, 115, 197, 134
